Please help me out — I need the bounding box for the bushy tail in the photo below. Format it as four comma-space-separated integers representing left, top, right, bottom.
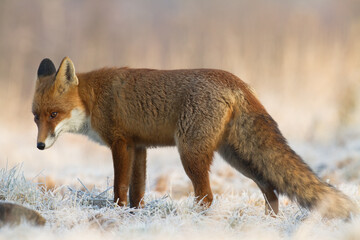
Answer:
317, 186, 357, 219
220, 112, 358, 219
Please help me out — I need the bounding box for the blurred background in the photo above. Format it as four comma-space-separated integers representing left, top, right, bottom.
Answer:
0, 0, 360, 191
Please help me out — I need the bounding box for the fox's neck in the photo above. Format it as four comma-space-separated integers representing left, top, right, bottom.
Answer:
76, 68, 122, 115
76, 72, 98, 116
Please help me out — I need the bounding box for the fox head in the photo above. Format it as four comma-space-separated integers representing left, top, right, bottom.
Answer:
32, 57, 87, 150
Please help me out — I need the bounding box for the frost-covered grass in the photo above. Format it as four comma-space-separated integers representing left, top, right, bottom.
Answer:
1, 162, 360, 240
1, 120, 360, 239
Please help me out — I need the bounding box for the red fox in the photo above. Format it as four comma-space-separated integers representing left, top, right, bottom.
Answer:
32, 57, 357, 218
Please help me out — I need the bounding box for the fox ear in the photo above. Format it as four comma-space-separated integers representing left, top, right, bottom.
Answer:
37, 58, 56, 77
54, 57, 79, 94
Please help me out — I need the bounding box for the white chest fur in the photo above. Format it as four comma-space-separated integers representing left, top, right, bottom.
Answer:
79, 117, 107, 146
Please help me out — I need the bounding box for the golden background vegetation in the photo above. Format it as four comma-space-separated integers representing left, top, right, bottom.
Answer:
0, 0, 359, 141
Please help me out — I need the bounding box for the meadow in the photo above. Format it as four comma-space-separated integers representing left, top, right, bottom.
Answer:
1, 0, 360, 239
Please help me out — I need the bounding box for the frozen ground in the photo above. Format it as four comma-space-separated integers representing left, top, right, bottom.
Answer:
1, 124, 360, 240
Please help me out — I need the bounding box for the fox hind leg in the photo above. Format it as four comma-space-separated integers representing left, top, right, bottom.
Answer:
178, 148, 214, 206
258, 184, 278, 216
218, 144, 279, 216
175, 92, 233, 206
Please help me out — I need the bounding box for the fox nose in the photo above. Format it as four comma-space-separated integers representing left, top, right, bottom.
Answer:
37, 142, 45, 150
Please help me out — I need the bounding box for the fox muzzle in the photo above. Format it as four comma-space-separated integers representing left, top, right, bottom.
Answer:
37, 142, 45, 150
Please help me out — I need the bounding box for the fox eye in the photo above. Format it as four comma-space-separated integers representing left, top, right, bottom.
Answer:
50, 112, 58, 119
34, 114, 39, 121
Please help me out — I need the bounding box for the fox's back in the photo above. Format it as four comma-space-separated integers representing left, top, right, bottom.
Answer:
77, 68, 250, 146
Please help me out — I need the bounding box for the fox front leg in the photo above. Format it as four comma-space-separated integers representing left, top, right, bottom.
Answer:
129, 147, 147, 208
111, 140, 133, 206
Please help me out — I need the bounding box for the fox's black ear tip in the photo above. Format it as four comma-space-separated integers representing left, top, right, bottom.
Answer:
37, 58, 56, 77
